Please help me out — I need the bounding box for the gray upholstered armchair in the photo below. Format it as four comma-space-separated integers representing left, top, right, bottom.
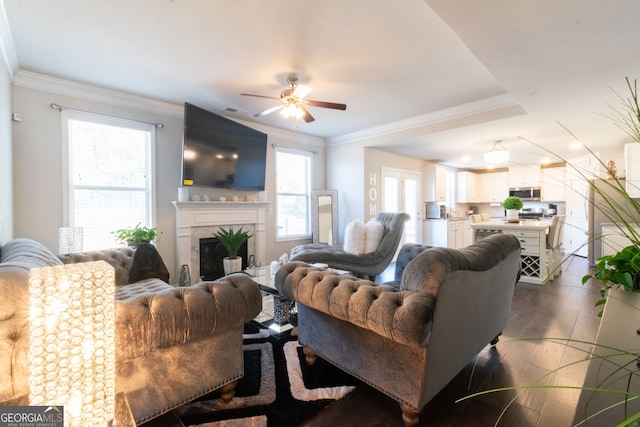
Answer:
0, 239, 262, 426
289, 212, 410, 279
276, 233, 521, 426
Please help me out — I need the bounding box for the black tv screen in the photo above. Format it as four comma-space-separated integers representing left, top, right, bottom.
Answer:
181, 103, 267, 190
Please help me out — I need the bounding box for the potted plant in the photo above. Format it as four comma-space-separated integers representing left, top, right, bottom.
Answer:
112, 223, 159, 247
502, 196, 523, 223
582, 244, 640, 316
212, 226, 252, 275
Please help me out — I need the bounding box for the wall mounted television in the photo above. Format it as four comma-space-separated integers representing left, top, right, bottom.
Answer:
181, 102, 268, 191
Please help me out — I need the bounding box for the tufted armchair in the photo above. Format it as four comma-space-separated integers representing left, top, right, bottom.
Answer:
289, 212, 410, 279
276, 233, 521, 426
0, 238, 262, 425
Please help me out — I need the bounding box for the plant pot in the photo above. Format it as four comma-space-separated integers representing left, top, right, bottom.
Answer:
506, 209, 520, 223
223, 257, 243, 275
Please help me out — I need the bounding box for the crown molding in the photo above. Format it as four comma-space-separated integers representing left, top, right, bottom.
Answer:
13, 70, 185, 117
327, 93, 524, 146
12, 70, 326, 148
0, 1, 18, 78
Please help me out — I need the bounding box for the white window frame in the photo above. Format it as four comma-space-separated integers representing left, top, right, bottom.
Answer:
275, 147, 312, 242
61, 109, 156, 250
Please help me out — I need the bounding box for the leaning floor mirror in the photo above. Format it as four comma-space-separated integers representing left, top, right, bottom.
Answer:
311, 190, 338, 246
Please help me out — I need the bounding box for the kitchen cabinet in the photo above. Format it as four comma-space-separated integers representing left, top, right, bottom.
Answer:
456, 171, 478, 203
509, 165, 541, 188
478, 171, 509, 203
424, 164, 447, 202
540, 166, 566, 201
423, 218, 472, 249
625, 143, 640, 198
471, 222, 550, 285
423, 219, 447, 247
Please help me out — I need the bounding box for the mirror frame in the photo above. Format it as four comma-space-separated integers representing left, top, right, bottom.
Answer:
311, 189, 338, 246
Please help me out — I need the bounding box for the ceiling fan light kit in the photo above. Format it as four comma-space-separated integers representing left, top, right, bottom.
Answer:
484, 141, 510, 164
241, 75, 346, 131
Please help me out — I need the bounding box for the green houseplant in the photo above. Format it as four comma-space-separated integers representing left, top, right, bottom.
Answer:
212, 226, 252, 275
112, 223, 159, 246
582, 244, 640, 316
502, 196, 523, 223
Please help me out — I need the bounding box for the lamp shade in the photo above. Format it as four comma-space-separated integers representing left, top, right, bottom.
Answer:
484, 141, 510, 164
29, 261, 116, 427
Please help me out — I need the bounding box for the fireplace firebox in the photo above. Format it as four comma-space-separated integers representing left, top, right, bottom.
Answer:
199, 237, 248, 280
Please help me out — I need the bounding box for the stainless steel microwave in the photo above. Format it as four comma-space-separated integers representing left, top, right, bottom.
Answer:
509, 187, 541, 201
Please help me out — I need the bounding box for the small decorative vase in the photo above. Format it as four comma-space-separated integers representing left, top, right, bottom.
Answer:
179, 264, 191, 287
506, 209, 520, 223
223, 257, 243, 275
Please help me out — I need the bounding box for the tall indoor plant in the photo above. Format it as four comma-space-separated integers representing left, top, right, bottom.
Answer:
212, 226, 252, 275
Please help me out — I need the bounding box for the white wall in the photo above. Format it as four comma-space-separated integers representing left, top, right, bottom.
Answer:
326, 141, 365, 244
11, 73, 325, 281
0, 44, 12, 243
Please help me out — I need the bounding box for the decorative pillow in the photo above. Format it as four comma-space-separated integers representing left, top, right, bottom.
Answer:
128, 243, 170, 284
364, 219, 385, 253
343, 220, 366, 255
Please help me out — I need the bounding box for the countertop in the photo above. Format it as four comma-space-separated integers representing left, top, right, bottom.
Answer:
470, 220, 550, 231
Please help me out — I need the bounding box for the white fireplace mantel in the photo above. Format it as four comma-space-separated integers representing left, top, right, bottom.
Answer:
172, 201, 268, 282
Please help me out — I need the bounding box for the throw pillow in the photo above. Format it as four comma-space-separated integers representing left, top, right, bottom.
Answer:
343, 220, 365, 255
128, 242, 170, 284
364, 219, 385, 253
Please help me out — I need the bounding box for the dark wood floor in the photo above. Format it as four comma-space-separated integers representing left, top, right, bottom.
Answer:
303, 255, 602, 427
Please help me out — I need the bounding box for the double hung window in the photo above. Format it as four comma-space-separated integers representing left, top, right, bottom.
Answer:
275, 148, 311, 240
63, 110, 155, 250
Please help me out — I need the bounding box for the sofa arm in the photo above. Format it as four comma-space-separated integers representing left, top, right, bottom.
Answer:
115, 273, 262, 360
59, 247, 136, 286
276, 263, 435, 347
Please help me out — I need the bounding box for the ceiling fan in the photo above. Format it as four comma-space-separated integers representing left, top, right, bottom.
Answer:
241, 76, 347, 124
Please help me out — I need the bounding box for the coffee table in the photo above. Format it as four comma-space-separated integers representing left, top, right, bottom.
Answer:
245, 265, 295, 334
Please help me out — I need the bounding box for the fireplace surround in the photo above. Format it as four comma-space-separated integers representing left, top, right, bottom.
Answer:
173, 201, 267, 282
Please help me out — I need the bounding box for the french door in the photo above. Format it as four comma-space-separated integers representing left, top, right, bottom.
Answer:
381, 167, 420, 245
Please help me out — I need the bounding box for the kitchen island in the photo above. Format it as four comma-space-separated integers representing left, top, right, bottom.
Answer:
470, 220, 550, 285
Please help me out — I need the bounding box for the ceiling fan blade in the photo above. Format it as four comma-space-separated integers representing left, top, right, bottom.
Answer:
292, 84, 312, 99
300, 107, 315, 123
255, 104, 283, 117
306, 99, 347, 111
241, 93, 281, 101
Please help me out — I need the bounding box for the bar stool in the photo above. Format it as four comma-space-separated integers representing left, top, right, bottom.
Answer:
546, 215, 566, 280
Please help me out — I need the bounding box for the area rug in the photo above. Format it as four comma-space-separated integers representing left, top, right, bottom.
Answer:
174, 323, 360, 427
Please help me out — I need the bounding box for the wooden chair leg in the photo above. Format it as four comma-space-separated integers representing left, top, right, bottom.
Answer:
220, 380, 238, 402
302, 346, 318, 366
399, 403, 420, 427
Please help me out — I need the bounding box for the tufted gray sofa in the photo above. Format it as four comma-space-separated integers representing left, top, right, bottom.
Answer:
276, 233, 521, 426
0, 238, 262, 425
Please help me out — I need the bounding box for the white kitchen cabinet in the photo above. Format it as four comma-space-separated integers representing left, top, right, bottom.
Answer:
424, 164, 447, 202
625, 143, 640, 198
456, 171, 478, 203
540, 166, 566, 201
447, 219, 472, 249
423, 219, 447, 247
478, 171, 509, 203
462, 220, 474, 247
423, 219, 471, 249
509, 165, 541, 188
